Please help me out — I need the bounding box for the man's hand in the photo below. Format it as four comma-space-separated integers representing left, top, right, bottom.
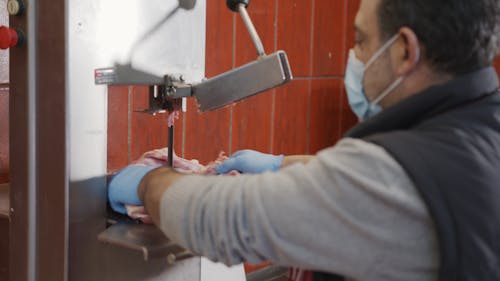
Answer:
138, 167, 185, 225
215, 150, 284, 174
108, 165, 157, 214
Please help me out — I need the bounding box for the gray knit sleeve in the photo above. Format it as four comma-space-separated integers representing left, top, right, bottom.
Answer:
159, 138, 439, 281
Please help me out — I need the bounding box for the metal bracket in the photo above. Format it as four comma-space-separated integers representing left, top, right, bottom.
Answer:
98, 221, 193, 263
95, 50, 293, 113
132, 85, 184, 116
95, 65, 190, 115
164, 74, 192, 98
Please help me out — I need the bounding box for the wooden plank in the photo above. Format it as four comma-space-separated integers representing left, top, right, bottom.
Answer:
36, 0, 68, 279
9, 0, 31, 279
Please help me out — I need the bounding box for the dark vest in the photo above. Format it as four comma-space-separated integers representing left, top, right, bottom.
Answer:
317, 67, 500, 281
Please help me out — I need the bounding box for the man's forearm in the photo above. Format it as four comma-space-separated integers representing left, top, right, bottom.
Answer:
138, 167, 185, 225
137, 155, 314, 224
281, 155, 315, 168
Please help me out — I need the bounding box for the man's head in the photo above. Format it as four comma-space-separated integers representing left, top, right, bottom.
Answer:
353, 0, 500, 108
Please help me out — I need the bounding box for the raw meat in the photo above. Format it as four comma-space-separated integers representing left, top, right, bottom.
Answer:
124, 148, 239, 222
167, 110, 180, 128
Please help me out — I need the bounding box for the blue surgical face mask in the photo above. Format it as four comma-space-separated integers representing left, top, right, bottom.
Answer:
345, 34, 404, 120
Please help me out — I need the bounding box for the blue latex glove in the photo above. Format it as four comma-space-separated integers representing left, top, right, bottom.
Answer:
215, 149, 284, 174
108, 165, 157, 214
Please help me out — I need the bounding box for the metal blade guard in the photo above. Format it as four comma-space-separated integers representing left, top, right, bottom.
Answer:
193, 50, 292, 111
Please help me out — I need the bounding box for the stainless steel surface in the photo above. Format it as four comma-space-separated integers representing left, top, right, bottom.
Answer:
82, 0, 206, 84
69, 1, 243, 280
0, 183, 8, 219
94, 65, 193, 100
127, 6, 181, 64
95, 64, 164, 85
193, 50, 292, 112
97, 222, 192, 261
178, 0, 196, 10
238, 3, 265, 57
126, 0, 194, 62
71, 0, 205, 181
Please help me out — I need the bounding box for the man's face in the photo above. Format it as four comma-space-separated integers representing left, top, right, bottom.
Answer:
354, 0, 398, 104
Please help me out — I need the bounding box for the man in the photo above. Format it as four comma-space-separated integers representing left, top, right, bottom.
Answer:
108, 0, 500, 280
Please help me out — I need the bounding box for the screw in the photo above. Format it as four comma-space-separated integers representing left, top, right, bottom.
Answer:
166, 253, 176, 264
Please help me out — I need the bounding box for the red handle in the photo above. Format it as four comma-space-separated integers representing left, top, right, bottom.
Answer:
0, 26, 19, 49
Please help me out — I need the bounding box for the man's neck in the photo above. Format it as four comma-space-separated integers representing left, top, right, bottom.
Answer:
382, 65, 454, 108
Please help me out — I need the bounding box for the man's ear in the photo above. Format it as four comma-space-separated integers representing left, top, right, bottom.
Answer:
394, 27, 421, 76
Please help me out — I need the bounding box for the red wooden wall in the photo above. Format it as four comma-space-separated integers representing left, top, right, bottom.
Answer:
107, 0, 361, 173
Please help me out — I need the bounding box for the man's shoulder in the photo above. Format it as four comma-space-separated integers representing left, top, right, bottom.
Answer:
317, 137, 405, 173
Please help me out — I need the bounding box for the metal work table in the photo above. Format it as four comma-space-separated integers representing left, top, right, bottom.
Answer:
98, 220, 192, 262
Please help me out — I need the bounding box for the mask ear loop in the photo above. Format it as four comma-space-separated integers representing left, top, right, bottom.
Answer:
365, 33, 401, 69
372, 35, 422, 106
372, 76, 404, 105
361, 33, 401, 104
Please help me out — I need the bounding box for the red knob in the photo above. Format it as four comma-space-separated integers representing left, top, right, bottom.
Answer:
0, 26, 20, 49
